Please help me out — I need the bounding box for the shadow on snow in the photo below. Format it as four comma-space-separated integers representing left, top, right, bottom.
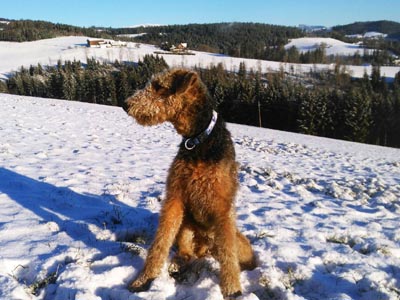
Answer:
0, 167, 157, 298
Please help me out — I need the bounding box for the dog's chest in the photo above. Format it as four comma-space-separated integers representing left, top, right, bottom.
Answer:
172, 160, 220, 196
167, 158, 237, 222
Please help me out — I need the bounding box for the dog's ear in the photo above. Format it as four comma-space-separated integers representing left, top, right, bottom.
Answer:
152, 69, 199, 97
173, 70, 199, 96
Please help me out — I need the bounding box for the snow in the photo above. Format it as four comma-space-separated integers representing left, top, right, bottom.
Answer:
117, 33, 147, 38
1, 36, 399, 82
285, 37, 369, 56
0, 93, 399, 300
363, 32, 388, 39
125, 24, 164, 28
346, 32, 388, 39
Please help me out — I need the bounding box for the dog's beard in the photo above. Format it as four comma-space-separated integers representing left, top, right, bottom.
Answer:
125, 90, 169, 126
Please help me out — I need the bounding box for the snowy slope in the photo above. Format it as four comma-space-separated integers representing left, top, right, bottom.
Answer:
1, 36, 399, 81
0, 93, 399, 300
284, 37, 369, 56
346, 32, 388, 39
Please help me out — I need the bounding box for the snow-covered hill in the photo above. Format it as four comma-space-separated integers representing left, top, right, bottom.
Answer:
284, 37, 370, 56
1, 36, 399, 81
346, 32, 388, 39
0, 93, 399, 300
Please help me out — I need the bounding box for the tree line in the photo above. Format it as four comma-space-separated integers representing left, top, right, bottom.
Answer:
313, 20, 400, 61
2, 56, 400, 148
197, 63, 400, 147
332, 20, 400, 37
0, 19, 112, 42
5, 55, 167, 106
120, 22, 303, 60
282, 44, 396, 66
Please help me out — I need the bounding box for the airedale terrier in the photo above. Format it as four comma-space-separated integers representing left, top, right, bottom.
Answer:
124, 68, 256, 298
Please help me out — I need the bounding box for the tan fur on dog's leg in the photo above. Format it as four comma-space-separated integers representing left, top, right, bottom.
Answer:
129, 197, 184, 292
212, 216, 242, 297
236, 231, 257, 271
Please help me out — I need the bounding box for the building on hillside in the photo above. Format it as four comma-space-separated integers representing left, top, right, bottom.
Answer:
87, 39, 105, 48
171, 43, 188, 52
87, 39, 127, 48
110, 40, 127, 47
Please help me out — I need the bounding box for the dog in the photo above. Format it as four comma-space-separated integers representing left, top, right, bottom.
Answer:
124, 68, 256, 298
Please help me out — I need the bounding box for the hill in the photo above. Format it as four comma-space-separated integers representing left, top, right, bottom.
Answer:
284, 37, 370, 56
333, 20, 400, 35
2, 36, 399, 82
1, 36, 400, 148
0, 18, 112, 42
1, 18, 400, 63
0, 93, 399, 299
114, 22, 303, 59
0, 18, 11, 31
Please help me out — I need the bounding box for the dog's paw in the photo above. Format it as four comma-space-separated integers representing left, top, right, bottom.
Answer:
128, 276, 154, 293
223, 291, 242, 299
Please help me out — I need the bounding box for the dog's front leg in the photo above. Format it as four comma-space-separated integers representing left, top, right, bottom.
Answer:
129, 197, 184, 292
213, 216, 242, 298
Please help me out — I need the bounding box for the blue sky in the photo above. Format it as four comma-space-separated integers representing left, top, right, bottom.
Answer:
2, 0, 400, 28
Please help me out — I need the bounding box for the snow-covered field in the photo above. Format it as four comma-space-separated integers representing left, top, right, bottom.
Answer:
346, 32, 388, 39
284, 37, 370, 56
0, 93, 399, 300
1, 36, 399, 81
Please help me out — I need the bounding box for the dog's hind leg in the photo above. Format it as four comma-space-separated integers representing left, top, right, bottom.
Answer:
175, 220, 196, 261
236, 230, 257, 271
129, 197, 184, 292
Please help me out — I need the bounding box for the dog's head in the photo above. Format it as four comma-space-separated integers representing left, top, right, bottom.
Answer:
124, 68, 211, 136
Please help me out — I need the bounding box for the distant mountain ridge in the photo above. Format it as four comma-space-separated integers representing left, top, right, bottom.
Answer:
298, 24, 329, 32
126, 24, 163, 28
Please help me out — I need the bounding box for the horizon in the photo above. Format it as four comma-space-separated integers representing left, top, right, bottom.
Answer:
1, 0, 400, 29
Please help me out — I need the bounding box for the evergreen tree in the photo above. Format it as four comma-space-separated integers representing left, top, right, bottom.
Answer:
286, 46, 300, 63
0, 80, 8, 93
31, 77, 48, 98
298, 91, 314, 135
361, 71, 373, 93
371, 66, 383, 92
238, 62, 247, 78
95, 76, 106, 104
105, 74, 118, 106
394, 71, 400, 90
298, 89, 331, 136
62, 72, 77, 100
343, 87, 372, 143
75, 72, 86, 102
116, 68, 130, 107
83, 70, 97, 103
389, 89, 400, 147
369, 87, 393, 146
49, 71, 63, 99
12, 73, 26, 95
